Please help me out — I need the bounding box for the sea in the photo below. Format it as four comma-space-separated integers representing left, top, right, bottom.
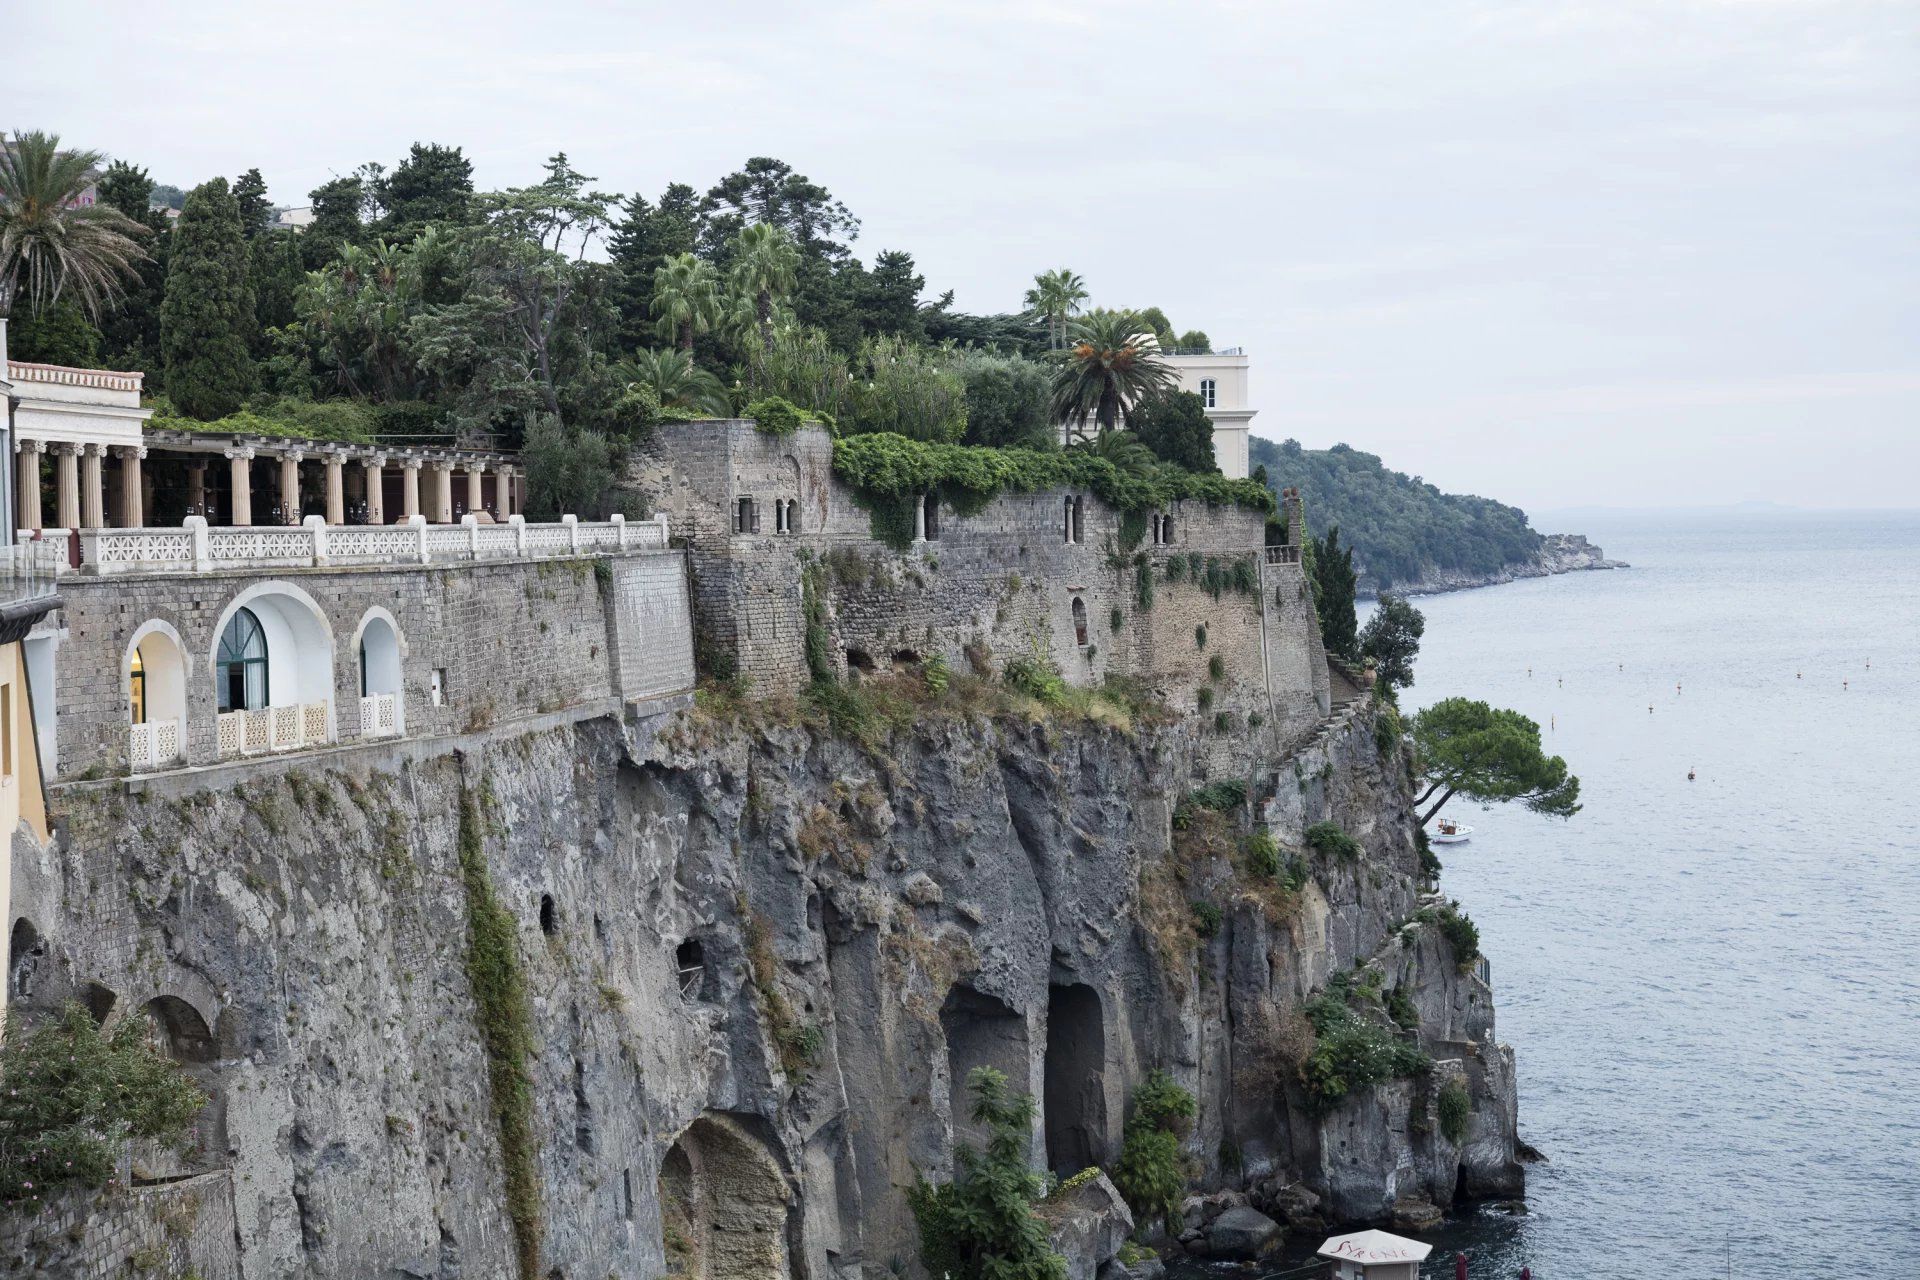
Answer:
1175, 509, 1920, 1280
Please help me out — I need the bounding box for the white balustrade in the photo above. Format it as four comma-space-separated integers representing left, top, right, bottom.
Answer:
360, 692, 399, 739
127, 718, 184, 772
213, 700, 332, 762
75, 513, 670, 577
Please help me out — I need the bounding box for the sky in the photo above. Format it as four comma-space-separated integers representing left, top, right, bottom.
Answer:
15, 0, 1918, 513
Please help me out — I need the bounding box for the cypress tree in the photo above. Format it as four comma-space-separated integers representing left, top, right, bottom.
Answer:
160, 178, 255, 419
1311, 525, 1360, 659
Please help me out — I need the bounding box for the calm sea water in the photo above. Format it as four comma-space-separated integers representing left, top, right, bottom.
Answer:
1186, 510, 1920, 1280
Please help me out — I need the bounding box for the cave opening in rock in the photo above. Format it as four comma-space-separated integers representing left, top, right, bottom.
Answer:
539, 894, 559, 936
140, 995, 224, 1173
676, 938, 707, 1000
8, 918, 44, 1001
1044, 982, 1107, 1175
658, 1113, 793, 1279
80, 982, 118, 1025
939, 984, 1030, 1149
844, 648, 875, 674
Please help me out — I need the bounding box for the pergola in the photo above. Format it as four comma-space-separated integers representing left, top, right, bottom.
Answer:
8, 361, 519, 531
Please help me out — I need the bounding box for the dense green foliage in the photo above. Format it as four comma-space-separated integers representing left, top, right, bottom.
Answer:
1300, 989, 1431, 1110
0, 1002, 206, 1204
1112, 1069, 1196, 1231
908, 1068, 1068, 1280
519, 415, 625, 520
1126, 389, 1216, 473
456, 783, 542, 1279
1253, 438, 1543, 589
7, 298, 101, 366
1051, 309, 1177, 438
161, 177, 256, 418
1360, 594, 1426, 692
1434, 903, 1481, 966
1411, 697, 1581, 824
1309, 526, 1359, 659
1304, 821, 1361, 861
745, 394, 804, 436
954, 348, 1054, 449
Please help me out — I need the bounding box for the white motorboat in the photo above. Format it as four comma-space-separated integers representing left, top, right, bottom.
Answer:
1430, 820, 1475, 844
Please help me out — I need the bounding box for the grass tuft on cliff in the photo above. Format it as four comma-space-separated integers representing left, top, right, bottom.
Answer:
457, 780, 543, 1279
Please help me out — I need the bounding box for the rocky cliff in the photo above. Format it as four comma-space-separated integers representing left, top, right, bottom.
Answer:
9, 683, 1522, 1278
1367, 532, 1625, 598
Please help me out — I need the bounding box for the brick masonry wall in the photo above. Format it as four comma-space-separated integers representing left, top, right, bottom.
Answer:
43, 550, 695, 780
0, 1170, 241, 1279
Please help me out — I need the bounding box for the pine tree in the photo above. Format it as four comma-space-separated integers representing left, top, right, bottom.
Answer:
160, 177, 256, 419
232, 168, 272, 238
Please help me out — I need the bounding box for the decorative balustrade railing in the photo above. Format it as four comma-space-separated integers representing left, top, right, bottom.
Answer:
359, 692, 399, 739
128, 718, 184, 772
67, 513, 669, 577
215, 700, 331, 761
1264, 544, 1303, 565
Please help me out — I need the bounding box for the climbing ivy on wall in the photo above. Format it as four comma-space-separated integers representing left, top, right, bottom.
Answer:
457, 780, 543, 1279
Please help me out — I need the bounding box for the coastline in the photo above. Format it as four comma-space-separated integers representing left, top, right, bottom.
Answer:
1362, 533, 1627, 600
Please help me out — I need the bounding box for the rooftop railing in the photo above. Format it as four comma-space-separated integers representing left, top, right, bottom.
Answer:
66, 513, 669, 577
5, 360, 146, 393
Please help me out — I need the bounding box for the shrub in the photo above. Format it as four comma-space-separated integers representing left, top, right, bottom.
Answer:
1190, 901, 1222, 938
1243, 831, 1281, 877
1003, 654, 1069, 709
923, 654, 951, 695
1437, 904, 1480, 967
1298, 993, 1430, 1110
909, 1068, 1068, 1280
1374, 703, 1404, 758
1134, 558, 1155, 611
1208, 654, 1225, 681
1385, 987, 1419, 1030
1187, 780, 1246, 812
1305, 821, 1360, 861
745, 394, 806, 437
0, 1002, 206, 1204
1437, 1079, 1472, 1145
1113, 1070, 1195, 1232
1213, 711, 1232, 733
1415, 827, 1441, 880
1196, 686, 1214, 713
1165, 555, 1184, 582
1194, 623, 1208, 650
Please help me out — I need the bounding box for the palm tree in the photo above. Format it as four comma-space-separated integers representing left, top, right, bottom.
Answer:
1023, 268, 1087, 350
0, 131, 149, 320
650, 252, 720, 354
1049, 309, 1176, 441
622, 347, 729, 416
1071, 428, 1158, 473
728, 223, 799, 358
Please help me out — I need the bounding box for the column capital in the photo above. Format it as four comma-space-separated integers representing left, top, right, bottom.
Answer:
223, 446, 256, 462
14, 436, 43, 456
48, 441, 81, 457
465, 459, 489, 474
80, 442, 107, 458
401, 457, 423, 472
278, 449, 307, 464
111, 445, 149, 460
364, 453, 389, 468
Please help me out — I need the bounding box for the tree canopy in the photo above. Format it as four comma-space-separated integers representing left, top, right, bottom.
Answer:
1309, 525, 1359, 659
1360, 594, 1425, 692
1410, 697, 1581, 825
1253, 437, 1543, 590
1128, 388, 1216, 473
161, 176, 255, 418
0, 131, 148, 320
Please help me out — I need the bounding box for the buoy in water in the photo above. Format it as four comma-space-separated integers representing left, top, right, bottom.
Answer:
1687, 768, 1696, 781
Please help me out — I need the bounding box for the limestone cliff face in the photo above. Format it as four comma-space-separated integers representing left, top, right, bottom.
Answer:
11, 695, 1521, 1278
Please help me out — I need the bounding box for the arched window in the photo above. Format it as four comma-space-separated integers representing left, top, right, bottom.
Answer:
1071, 597, 1089, 647
1199, 378, 1217, 408
922, 493, 940, 541
1071, 496, 1085, 544
786, 499, 800, 535
216, 607, 269, 713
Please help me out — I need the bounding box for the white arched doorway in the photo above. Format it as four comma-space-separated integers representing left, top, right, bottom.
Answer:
210, 583, 335, 758
354, 609, 404, 738
127, 622, 188, 772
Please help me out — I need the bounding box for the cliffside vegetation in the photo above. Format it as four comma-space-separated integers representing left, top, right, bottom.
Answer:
909, 1068, 1068, 1280
1113, 1070, 1197, 1231
1252, 438, 1542, 589
0, 1002, 206, 1205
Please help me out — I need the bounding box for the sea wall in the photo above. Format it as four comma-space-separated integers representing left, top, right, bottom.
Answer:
9, 679, 1520, 1277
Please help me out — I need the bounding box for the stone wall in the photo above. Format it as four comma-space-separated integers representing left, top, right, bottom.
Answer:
627, 423, 1328, 752
37, 548, 694, 780
0, 1170, 240, 1279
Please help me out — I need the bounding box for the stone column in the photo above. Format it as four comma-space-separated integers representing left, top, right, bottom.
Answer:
53, 445, 80, 530
79, 444, 106, 530
15, 440, 43, 532
465, 463, 485, 517
401, 459, 422, 521
430, 462, 453, 524
278, 451, 303, 525
325, 453, 346, 526
363, 456, 386, 524
114, 446, 147, 528
226, 448, 255, 526
496, 464, 515, 518
187, 461, 207, 518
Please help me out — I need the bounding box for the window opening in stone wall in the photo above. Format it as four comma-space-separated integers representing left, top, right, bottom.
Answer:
923, 492, 940, 541
1071, 497, 1085, 544
1162, 514, 1175, 543
431, 668, 447, 706
80, 982, 117, 1025
786, 499, 800, 535
736, 497, 756, 534
676, 938, 706, 999
128, 653, 146, 724
540, 894, 558, 936
774, 501, 787, 535
845, 648, 875, 673
215, 606, 268, 713
1044, 982, 1108, 1174
1071, 597, 1089, 647
8, 918, 44, 1000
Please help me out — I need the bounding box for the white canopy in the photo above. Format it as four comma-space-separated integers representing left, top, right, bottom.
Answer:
1317, 1230, 1435, 1265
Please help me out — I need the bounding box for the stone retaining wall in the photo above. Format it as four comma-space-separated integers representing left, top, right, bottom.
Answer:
0, 1171, 240, 1279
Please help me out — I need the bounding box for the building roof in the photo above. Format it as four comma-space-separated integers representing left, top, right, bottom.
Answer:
1317, 1230, 1434, 1264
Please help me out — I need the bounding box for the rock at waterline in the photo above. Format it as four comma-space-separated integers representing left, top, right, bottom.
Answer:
1206, 1205, 1284, 1259
1041, 1170, 1135, 1280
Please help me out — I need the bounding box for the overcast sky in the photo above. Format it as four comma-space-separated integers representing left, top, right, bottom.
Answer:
18, 1, 1917, 514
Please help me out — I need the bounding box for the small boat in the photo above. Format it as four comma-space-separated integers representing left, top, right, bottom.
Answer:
1430, 820, 1475, 845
